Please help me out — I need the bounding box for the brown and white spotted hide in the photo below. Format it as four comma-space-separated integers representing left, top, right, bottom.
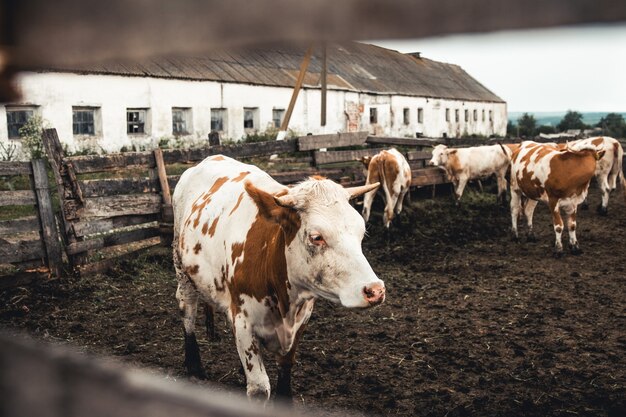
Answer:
567, 137, 625, 215
428, 144, 512, 204
510, 141, 604, 256
172, 155, 384, 400
360, 148, 412, 228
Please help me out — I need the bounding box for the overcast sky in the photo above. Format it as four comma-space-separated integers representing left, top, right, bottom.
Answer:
369, 24, 626, 113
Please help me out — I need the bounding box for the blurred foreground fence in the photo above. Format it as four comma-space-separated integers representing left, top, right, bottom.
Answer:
1, 129, 624, 283
0, 332, 305, 417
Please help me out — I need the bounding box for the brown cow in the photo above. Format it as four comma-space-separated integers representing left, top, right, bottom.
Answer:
510, 141, 604, 256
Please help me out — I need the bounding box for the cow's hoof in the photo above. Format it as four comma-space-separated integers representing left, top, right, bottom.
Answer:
596, 205, 608, 216
570, 245, 583, 255
526, 232, 537, 243
186, 364, 207, 380
511, 233, 520, 243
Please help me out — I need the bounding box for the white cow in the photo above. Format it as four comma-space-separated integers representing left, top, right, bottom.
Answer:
360, 148, 412, 228
428, 144, 512, 204
172, 155, 384, 400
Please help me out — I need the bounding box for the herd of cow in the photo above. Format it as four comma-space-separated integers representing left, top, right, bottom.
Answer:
170, 136, 624, 402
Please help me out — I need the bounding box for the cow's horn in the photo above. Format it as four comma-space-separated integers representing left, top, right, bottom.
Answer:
274, 194, 298, 208
346, 182, 380, 200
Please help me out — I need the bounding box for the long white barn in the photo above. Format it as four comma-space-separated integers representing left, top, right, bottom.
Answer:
1, 42, 506, 155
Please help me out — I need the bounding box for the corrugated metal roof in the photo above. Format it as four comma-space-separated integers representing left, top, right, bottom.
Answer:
43, 42, 504, 103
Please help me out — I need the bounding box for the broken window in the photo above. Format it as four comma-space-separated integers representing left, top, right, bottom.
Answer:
172, 108, 191, 135
127, 109, 146, 134
272, 108, 285, 128
244, 107, 258, 129
211, 108, 227, 131
73, 107, 97, 135
369, 107, 378, 124
6, 107, 35, 139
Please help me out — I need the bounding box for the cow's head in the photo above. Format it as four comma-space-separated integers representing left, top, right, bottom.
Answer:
245, 177, 385, 308
359, 155, 372, 168
428, 144, 453, 167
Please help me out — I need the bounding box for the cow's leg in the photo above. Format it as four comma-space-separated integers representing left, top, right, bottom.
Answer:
564, 204, 582, 255
510, 190, 522, 241
395, 187, 409, 215
596, 176, 610, 216
361, 189, 376, 223
383, 198, 397, 229
523, 199, 539, 242
204, 302, 219, 341
496, 173, 508, 205
454, 177, 468, 205
549, 198, 564, 257
176, 279, 206, 379
232, 312, 270, 400
275, 324, 308, 401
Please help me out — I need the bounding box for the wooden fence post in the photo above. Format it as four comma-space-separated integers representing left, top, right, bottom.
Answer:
154, 149, 173, 244
31, 159, 63, 277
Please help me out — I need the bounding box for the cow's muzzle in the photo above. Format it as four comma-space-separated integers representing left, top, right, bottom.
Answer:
363, 283, 385, 306
427, 161, 435, 166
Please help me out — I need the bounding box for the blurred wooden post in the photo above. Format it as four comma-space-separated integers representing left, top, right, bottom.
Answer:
278, 45, 313, 137
154, 148, 173, 244
321, 42, 327, 127
31, 159, 63, 278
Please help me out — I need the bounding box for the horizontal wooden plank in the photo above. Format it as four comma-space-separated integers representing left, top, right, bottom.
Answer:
313, 148, 386, 165
0, 238, 45, 263
68, 152, 156, 174
66, 194, 163, 220
76, 238, 161, 276
79, 177, 159, 197
67, 227, 161, 255
71, 214, 160, 237
411, 167, 448, 187
298, 132, 368, 151
366, 136, 440, 147
406, 151, 432, 161
0, 161, 32, 176
162, 139, 299, 163
0, 190, 37, 206
0, 216, 40, 236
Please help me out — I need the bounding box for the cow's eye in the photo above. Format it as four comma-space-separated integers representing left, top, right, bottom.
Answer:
309, 233, 326, 246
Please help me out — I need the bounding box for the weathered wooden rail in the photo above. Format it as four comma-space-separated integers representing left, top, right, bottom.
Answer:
0, 159, 62, 288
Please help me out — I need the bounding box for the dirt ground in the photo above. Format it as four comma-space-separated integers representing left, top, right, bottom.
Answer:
1, 183, 625, 417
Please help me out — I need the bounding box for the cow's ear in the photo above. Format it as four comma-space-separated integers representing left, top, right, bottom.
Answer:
360, 156, 371, 168
447, 149, 458, 155
244, 181, 300, 228
346, 182, 380, 200
596, 150, 606, 160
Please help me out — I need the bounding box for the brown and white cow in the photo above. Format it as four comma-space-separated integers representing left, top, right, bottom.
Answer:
172, 155, 384, 400
428, 144, 512, 204
510, 141, 604, 256
360, 148, 412, 228
567, 137, 625, 215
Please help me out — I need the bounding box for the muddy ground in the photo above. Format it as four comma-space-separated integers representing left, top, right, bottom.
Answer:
1, 183, 625, 417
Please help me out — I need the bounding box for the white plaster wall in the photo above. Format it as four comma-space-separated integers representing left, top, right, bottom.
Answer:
0, 72, 507, 157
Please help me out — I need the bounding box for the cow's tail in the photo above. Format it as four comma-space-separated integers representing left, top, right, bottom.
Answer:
614, 142, 626, 200
378, 157, 392, 203
498, 142, 510, 158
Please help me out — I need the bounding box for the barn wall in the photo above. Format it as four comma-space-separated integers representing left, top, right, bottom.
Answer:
0, 72, 506, 156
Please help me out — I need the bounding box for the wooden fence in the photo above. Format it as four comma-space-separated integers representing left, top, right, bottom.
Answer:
0, 159, 62, 288
1, 129, 624, 283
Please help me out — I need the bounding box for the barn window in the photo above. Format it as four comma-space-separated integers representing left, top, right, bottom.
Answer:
243, 107, 258, 130
465, 109, 469, 121
211, 108, 227, 131
482, 109, 486, 121
272, 108, 285, 128
6, 107, 36, 139
172, 108, 191, 135
73, 107, 98, 136
455, 109, 459, 122
473, 109, 478, 122
369, 107, 378, 124
417, 108, 423, 123
445, 108, 450, 122
403, 108, 410, 125
489, 110, 493, 122
127, 109, 147, 134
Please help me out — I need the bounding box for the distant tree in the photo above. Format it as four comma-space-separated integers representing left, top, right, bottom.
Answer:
537, 125, 556, 135
506, 120, 517, 137
557, 110, 587, 132
517, 113, 537, 138
596, 113, 626, 138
